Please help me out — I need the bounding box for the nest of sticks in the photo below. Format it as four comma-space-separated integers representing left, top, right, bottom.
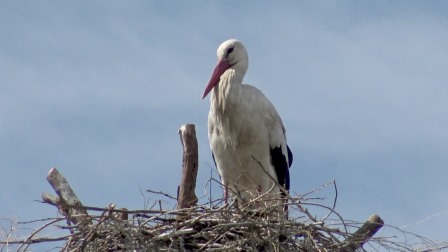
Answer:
52, 195, 383, 251
2, 174, 446, 251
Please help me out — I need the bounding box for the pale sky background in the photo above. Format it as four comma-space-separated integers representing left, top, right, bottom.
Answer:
1, 1, 447, 251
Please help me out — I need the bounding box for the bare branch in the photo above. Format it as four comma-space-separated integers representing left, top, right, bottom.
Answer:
43, 168, 92, 227
341, 214, 384, 251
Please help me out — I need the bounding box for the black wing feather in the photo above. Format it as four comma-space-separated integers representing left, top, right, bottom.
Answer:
287, 145, 293, 167
270, 146, 291, 192
270, 145, 292, 212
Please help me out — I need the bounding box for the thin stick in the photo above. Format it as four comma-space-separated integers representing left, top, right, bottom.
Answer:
146, 189, 177, 200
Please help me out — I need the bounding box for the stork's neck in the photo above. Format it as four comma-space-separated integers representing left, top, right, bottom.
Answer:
210, 67, 245, 112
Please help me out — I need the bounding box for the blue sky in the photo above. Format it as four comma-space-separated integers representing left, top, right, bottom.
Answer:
1, 1, 447, 250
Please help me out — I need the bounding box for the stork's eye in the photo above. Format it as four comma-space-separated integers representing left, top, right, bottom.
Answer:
226, 47, 234, 57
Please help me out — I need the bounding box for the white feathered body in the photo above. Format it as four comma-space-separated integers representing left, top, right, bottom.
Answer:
208, 68, 289, 201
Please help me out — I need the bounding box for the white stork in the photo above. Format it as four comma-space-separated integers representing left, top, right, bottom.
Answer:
202, 39, 293, 209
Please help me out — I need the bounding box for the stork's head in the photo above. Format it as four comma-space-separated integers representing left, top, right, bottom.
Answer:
202, 39, 249, 99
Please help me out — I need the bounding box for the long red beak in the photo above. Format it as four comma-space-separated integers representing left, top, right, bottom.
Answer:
202, 60, 231, 99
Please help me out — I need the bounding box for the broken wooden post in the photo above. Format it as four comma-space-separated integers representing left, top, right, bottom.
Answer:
341, 214, 384, 251
42, 168, 92, 226
177, 124, 199, 209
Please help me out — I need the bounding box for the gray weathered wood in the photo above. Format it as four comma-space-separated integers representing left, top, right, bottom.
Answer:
42, 168, 92, 226
341, 214, 384, 251
177, 124, 199, 209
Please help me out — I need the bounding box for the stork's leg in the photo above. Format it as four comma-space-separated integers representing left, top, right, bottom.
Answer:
257, 184, 262, 194
224, 184, 229, 205
256, 185, 262, 208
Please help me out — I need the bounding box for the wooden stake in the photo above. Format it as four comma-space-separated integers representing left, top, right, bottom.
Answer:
42, 168, 92, 226
341, 214, 384, 251
177, 124, 199, 209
